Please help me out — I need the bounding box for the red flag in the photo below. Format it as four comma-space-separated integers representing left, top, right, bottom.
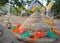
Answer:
38, 30, 45, 37
17, 23, 21, 28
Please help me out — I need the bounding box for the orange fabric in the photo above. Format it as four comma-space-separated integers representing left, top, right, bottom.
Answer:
11, 28, 20, 33
53, 30, 57, 33
29, 31, 39, 42
11, 23, 21, 33
44, 19, 52, 25
32, 5, 36, 12
52, 30, 60, 37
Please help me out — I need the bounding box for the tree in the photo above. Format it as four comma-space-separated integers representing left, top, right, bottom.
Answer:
0, 0, 8, 6
47, 0, 60, 18
52, 0, 60, 18
53, 0, 60, 14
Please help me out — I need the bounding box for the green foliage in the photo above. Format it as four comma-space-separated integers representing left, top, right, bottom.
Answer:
53, 0, 60, 14
47, 0, 60, 18
37, 6, 43, 12
16, 7, 23, 13
47, 0, 51, 5
0, 0, 8, 6
10, 7, 23, 15
14, 0, 22, 7
10, 7, 16, 12
25, 9, 31, 14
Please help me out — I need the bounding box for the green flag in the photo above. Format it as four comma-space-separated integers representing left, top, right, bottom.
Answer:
10, 26, 17, 30
47, 30, 59, 38
21, 30, 30, 38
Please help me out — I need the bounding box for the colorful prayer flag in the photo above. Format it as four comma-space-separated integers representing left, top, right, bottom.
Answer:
29, 1, 35, 10
29, 31, 39, 42
32, 5, 36, 12
19, 28, 25, 34
38, 30, 45, 37
21, 30, 30, 38
47, 30, 59, 38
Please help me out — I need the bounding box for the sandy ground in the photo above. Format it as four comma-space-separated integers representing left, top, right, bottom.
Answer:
0, 15, 60, 26
0, 15, 60, 43
0, 15, 28, 26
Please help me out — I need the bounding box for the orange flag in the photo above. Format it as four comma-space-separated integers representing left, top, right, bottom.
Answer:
32, 5, 36, 12
29, 31, 39, 42
11, 28, 20, 33
11, 23, 21, 33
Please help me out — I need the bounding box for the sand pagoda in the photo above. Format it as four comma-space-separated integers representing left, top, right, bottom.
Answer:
20, 10, 50, 31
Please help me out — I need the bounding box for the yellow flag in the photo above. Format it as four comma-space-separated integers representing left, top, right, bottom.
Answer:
32, 5, 36, 12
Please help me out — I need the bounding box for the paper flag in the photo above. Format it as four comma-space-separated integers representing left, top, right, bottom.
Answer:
21, 30, 30, 38
52, 29, 60, 37
11, 28, 20, 33
29, 31, 39, 42
32, 5, 36, 12
19, 28, 25, 34
38, 30, 44, 37
47, 30, 59, 38
10, 26, 17, 30
29, 1, 35, 10
11, 23, 21, 33
44, 19, 52, 25
17, 23, 21, 28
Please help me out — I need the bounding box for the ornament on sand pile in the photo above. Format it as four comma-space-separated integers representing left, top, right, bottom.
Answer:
11, 27, 20, 33
29, 31, 39, 42
47, 30, 59, 38
17, 23, 21, 28
21, 30, 30, 38
32, 5, 36, 12
48, 26, 60, 38
29, 1, 35, 10
10, 26, 17, 30
38, 30, 45, 37
19, 28, 25, 34
11, 23, 21, 33
29, 30, 45, 42
44, 19, 52, 25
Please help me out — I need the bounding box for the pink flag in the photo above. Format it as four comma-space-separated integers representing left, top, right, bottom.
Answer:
19, 28, 25, 34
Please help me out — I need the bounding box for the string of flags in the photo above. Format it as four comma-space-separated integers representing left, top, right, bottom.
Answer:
47, 30, 59, 38
28, 1, 42, 12
29, 30, 45, 42
29, 1, 36, 10
11, 23, 59, 41
21, 30, 30, 38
